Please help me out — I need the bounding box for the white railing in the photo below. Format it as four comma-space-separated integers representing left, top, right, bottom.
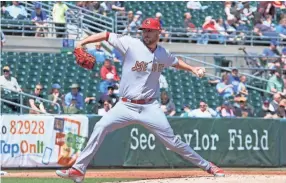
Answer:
1, 86, 61, 114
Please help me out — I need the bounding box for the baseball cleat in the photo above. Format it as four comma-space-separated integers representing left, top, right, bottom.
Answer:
207, 162, 225, 177
56, 168, 84, 183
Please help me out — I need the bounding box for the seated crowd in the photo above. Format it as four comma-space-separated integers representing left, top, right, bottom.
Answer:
121, 1, 286, 44
1, 1, 72, 38
2, 56, 286, 118
1, 1, 286, 44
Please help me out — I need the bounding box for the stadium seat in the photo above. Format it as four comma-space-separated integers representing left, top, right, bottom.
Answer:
0, 51, 266, 116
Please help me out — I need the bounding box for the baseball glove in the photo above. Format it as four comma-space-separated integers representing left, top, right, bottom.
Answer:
74, 47, 96, 70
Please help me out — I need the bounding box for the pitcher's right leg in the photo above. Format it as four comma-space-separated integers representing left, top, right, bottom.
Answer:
56, 101, 136, 182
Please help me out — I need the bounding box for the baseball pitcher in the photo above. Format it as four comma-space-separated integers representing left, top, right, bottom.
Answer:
56, 18, 225, 183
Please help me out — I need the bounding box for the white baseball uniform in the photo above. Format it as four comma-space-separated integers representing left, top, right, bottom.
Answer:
72, 33, 211, 173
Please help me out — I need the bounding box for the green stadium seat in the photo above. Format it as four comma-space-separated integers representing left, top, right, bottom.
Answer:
1, 51, 266, 116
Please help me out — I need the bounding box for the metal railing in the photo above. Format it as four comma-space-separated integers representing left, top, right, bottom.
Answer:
1, 19, 80, 38
115, 11, 130, 34
23, 1, 114, 35
114, 15, 286, 46
20, 1, 82, 39
64, 2, 114, 33
0, 86, 61, 114
178, 55, 273, 95
184, 53, 284, 77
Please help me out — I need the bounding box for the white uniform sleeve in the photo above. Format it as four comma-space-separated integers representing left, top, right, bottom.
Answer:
164, 49, 178, 67
108, 33, 132, 56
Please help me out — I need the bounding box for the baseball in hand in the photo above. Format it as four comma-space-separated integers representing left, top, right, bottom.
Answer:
197, 68, 205, 78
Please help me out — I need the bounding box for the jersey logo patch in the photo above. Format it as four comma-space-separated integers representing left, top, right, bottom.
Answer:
131, 61, 165, 72
132, 61, 148, 72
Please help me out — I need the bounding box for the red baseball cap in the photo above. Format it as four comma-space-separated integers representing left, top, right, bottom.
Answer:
139, 18, 161, 30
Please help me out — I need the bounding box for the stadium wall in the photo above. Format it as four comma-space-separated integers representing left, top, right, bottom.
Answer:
1, 115, 285, 168
88, 116, 285, 168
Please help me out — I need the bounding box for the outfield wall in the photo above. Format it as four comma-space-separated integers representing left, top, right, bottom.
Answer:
1, 114, 285, 168
88, 116, 286, 167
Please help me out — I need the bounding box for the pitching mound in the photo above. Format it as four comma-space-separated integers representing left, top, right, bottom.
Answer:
2, 168, 286, 183
121, 175, 286, 183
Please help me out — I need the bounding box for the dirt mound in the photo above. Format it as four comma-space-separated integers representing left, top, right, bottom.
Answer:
120, 175, 286, 183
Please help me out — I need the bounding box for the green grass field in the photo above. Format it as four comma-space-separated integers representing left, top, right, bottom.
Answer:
1, 178, 139, 183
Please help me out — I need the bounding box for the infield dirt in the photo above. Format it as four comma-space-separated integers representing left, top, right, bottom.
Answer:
2, 168, 286, 183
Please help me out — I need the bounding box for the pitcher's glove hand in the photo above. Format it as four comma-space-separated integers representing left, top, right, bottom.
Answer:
74, 47, 96, 70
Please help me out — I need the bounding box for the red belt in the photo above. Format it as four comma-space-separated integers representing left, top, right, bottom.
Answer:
121, 98, 153, 104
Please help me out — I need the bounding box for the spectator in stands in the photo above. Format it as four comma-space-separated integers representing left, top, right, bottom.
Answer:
160, 91, 176, 116
100, 58, 120, 93
99, 1, 125, 16
2, 1, 27, 19
76, 1, 87, 10
253, 20, 279, 40
159, 74, 168, 90
216, 74, 234, 99
84, 95, 97, 113
261, 41, 281, 68
202, 16, 218, 34
47, 83, 63, 114
127, 11, 134, 24
235, 3, 251, 28
180, 104, 192, 117
220, 101, 235, 117
215, 18, 229, 36
112, 48, 123, 63
233, 96, 253, 117
29, 84, 46, 114
263, 14, 275, 28
208, 77, 221, 85
237, 75, 248, 96
189, 101, 218, 118
259, 99, 274, 118
1, 31, 5, 48
98, 85, 119, 108
98, 100, 112, 116
266, 70, 284, 94
186, 1, 208, 10
257, 1, 276, 19
0, 66, 21, 112
224, 1, 237, 23
100, 58, 120, 81
269, 93, 282, 114
202, 16, 227, 44
228, 68, 240, 94
85, 96, 96, 104
86, 2, 101, 13
184, 12, 197, 33
77, 1, 98, 14
64, 83, 84, 114
156, 12, 169, 42
240, 2, 255, 24
135, 11, 143, 25
31, 2, 48, 37
123, 14, 140, 35
88, 42, 107, 63
276, 18, 286, 39
52, 1, 70, 38
276, 99, 286, 118
0, 66, 21, 92
281, 48, 286, 71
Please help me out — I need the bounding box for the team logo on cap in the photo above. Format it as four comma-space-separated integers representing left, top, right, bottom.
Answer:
145, 19, 151, 25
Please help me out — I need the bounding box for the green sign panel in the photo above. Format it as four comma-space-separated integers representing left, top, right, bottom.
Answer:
87, 116, 284, 167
